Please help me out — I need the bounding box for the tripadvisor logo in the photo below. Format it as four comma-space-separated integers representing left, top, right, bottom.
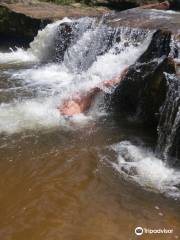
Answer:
135, 226, 174, 236
135, 227, 144, 236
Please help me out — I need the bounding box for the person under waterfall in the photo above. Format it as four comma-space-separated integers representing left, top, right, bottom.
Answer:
58, 67, 128, 116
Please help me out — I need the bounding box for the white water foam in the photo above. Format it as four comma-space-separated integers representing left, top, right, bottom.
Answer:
11, 26, 152, 93
11, 34, 151, 94
0, 97, 61, 134
110, 141, 180, 199
28, 17, 72, 61
0, 18, 72, 64
0, 33, 151, 133
0, 48, 37, 64
0, 96, 96, 134
0, 20, 153, 134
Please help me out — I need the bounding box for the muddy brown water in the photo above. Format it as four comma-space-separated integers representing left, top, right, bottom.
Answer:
0, 112, 180, 240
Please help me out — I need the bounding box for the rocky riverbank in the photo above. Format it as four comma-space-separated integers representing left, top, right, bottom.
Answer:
1, 0, 179, 41
0, 1, 109, 40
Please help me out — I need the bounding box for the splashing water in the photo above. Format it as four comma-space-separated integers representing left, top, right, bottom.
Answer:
0, 47, 37, 64
109, 141, 180, 199
0, 18, 153, 134
0, 18, 72, 64
29, 17, 72, 62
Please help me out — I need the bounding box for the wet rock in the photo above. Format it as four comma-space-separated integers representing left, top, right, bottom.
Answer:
111, 30, 175, 128
54, 22, 74, 62
107, 8, 180, 35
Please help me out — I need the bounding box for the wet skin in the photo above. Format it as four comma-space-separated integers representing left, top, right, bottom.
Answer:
58, 68, 128, 116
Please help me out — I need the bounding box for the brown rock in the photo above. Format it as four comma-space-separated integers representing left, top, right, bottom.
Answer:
141, 1, 170, 10
0, 1, 109, 21
111, 30, 173, 127
107, 8, 180, 35
0, 1, 110, 40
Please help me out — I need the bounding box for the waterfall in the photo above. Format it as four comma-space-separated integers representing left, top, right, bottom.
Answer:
28, 17, 72, 62
0, 18, 153, 134
157, 73, 180, 164
0, 18, 72, 64
156, 36, 180, 165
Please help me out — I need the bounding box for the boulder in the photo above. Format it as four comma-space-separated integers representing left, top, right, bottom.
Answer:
0, 4, 49, 41
111, 30, 175, 128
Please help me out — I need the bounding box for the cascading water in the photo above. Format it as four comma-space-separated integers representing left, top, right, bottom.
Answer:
156, 35, 180, 165
157, 73, 180, 164
0, 17, 152, 134
0, 18, 72, 64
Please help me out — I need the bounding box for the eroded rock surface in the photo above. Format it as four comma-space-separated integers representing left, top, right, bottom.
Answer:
107, 8, 180, 34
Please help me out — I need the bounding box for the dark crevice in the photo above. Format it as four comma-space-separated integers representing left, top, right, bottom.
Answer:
92, 2, 139, 11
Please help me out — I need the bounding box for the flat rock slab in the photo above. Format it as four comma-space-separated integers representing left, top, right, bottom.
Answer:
0, 2, 109, 20
0, 2, 109, 40
107, 8, 180, 34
